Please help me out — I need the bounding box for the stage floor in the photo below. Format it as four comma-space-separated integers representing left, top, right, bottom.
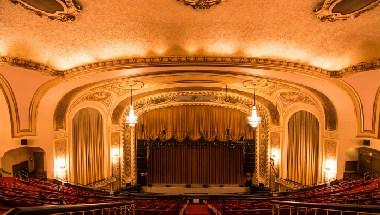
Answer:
142, 184, 249, 195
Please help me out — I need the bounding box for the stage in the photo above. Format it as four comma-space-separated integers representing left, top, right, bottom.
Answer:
141, 184, 249, 195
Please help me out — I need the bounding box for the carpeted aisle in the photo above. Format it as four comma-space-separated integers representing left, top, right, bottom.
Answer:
185, 204, 209, 215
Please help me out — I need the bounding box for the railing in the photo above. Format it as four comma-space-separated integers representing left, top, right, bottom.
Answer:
272, 200, 380, 215
5, 202, 135, 215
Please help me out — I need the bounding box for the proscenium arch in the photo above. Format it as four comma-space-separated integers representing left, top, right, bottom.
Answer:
0, 56, 363, 137
51, 69, 338, 133
125, 98, 273, 185
112, 87, 280, 126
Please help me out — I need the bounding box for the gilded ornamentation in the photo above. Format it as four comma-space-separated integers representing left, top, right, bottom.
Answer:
92, 80, 144, 97
277, 91, 316, 107
325, 140, 337, 158
315, 0, 380, 22
81, 91, 113, 107
251, 104, 270, 185
9, 0, 82, 22
178, 0, 222, 9
111, 132, 121, 183
0, 56, 58, 76
54, 139, 67, 157
64, 56, 334, 78
123, 127, 132, 180
3, 55, 378, 78
243, 79, 297, 96
132, 90, 253, 116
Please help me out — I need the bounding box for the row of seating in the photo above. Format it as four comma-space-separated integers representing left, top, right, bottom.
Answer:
0, 177, 112, 207
135, 199, 185, 215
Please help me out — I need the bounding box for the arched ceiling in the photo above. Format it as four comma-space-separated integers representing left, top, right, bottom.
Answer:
1, 0, 380, 71
0, 0, 379, 139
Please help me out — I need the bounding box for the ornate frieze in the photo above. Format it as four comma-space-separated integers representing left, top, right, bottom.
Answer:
277, 91, 317, 107
9, 0, 82, 22
3, 55, 377, 78
315, 0, 380, 22
131, 90, 253, 116
63, 56, 333, 78
243, 79, 297, 96
92, 80, 144, 97
178, 0, 222, 9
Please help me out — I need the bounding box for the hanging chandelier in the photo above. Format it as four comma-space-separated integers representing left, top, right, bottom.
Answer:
126, 85, 137, 127
248, 86, 261, 128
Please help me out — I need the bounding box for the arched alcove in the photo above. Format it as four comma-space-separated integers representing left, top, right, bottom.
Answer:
1, 147, 45, 178
70, 107, 106, 185
285, 111, 321, 185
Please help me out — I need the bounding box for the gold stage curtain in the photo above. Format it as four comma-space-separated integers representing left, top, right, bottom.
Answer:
287, 111, 319, 186
72, 108, 105, 185
147, 143, 245, 185
137, 106, 254, 141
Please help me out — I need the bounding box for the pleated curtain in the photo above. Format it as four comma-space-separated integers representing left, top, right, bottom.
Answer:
137, 106, 254, 141
72, 108, 105, 185
147, 143, 245, 185
287, 111, 319, 186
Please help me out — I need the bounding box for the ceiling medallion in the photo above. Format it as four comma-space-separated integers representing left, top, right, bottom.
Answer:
9, 0, 82, 22
178, 0, 222, 9
315, 0, 380, 22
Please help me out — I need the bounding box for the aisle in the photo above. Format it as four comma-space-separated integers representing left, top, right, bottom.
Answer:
185, 204, 209, 215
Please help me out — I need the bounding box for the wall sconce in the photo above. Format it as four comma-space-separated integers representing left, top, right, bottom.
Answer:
324, 158, 337, 183
271, 148, 280, 164
270, 148, 280, 178
111, 148, 120, 164
54, 157, 66, 181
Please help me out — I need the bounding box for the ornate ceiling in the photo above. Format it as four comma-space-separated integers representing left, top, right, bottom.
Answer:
0, 0, 378, 139
1, 0, 380, 71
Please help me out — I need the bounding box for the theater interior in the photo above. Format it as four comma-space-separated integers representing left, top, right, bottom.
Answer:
1, 0, 380, 214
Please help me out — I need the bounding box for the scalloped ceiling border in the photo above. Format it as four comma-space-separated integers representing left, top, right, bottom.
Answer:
1, 56, 380, 78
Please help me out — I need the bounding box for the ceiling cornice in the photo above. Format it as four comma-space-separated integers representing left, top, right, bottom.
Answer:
1, 55, 380, 78
0, 56, 61, 76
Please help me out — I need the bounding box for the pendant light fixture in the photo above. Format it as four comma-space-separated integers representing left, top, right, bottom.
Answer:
126, 85, 137, 126
248, 85, 261, 128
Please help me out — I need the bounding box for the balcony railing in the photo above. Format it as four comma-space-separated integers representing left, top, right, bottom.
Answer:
5, 202, 134, 215
272, 200, 380, 215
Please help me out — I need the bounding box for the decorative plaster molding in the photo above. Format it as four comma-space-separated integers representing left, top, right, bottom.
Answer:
92, 80, 144, 97
178, 0, 222, 9
72, 91, 113, 109
339, 59, 380, 76
277, 91, 317, 107
54, 130, 68, 139
63, 56, 335, 78
9, 0, 82, 22
315, 0, 380, 22
0, 56, 59, 76
243, 79, 297, 96
3, 55, 380, 78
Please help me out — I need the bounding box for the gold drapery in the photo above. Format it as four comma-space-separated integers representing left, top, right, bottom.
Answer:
137, 106, 254, 141
72, 108, 105, 185
286, 111, 320, 186
147, 142, 245, 185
